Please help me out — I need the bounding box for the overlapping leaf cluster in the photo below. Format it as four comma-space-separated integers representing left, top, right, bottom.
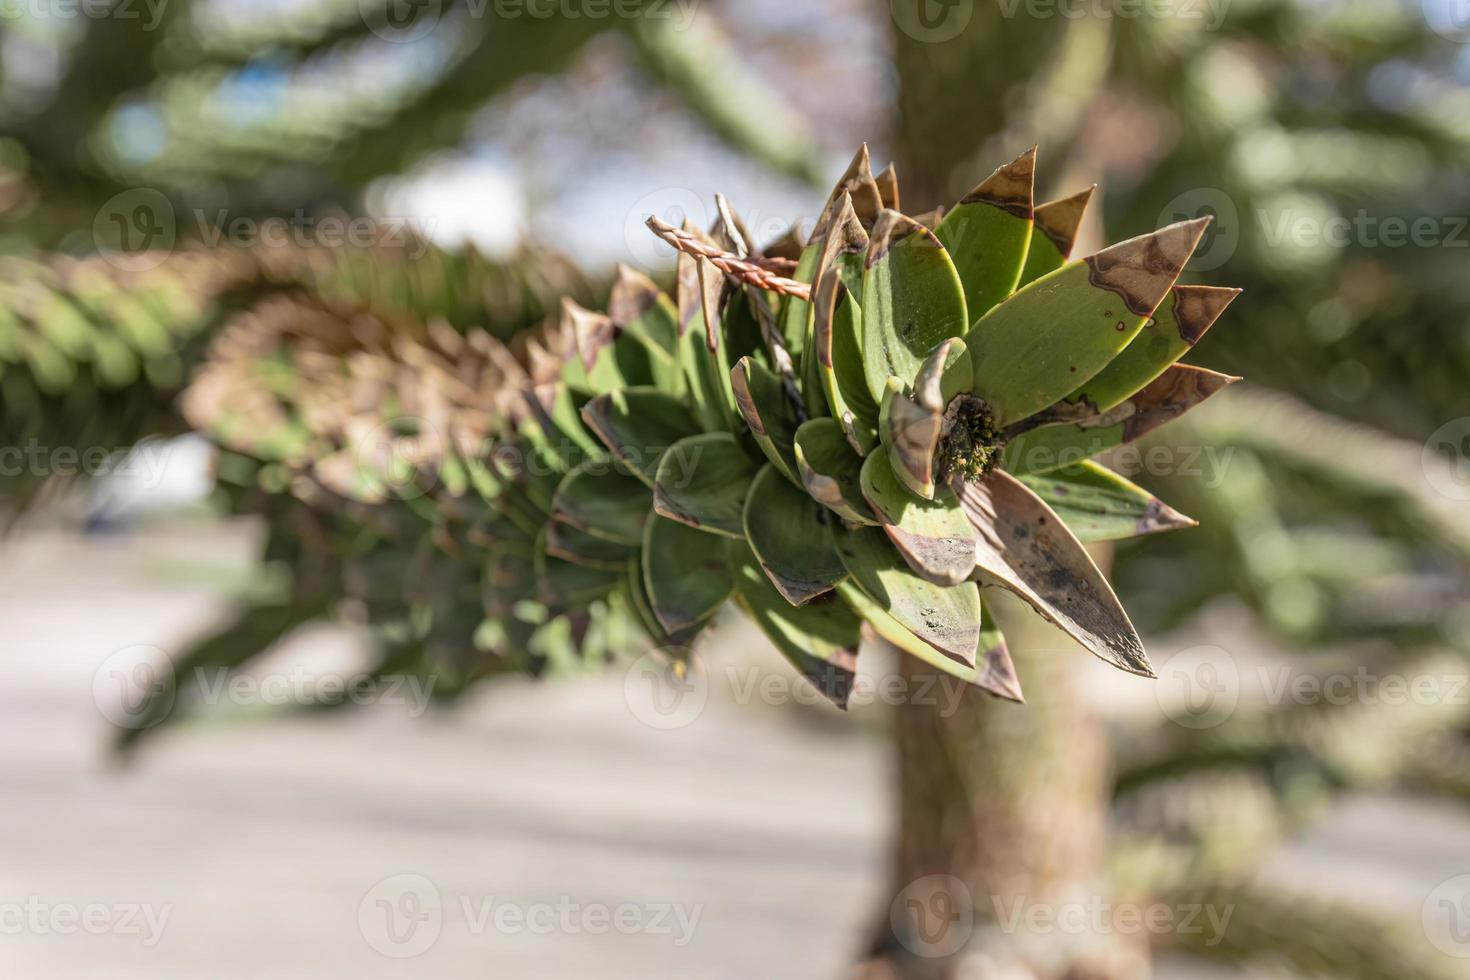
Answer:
519, 146, 1240, 705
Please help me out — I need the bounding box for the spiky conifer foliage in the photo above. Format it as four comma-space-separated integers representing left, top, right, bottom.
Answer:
175, 147, 1237, 714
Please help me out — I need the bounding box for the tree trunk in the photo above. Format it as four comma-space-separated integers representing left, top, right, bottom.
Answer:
859, 598, 1149, 980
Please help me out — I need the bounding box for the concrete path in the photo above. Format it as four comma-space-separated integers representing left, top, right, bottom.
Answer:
1, 521, 1466, 978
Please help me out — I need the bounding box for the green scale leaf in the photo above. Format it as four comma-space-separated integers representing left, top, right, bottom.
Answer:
794, 418, 875, 525
1018, 186, 1093, 287
1002, 365, 1239, 477
550, 460, 651, 546
966, 217, 1211, 427
861, 209, 969, 404
731, 355, 803, 483
831, 523, 981, 666
934, 147, 1036, 322
1018, 460, 1195, 542
743, 463, 847, 605
581, 387, 703, 488
728, 540, 859, 710
642, 514, 734, 635
653, 432, 758, 538
861, 446, 977, 587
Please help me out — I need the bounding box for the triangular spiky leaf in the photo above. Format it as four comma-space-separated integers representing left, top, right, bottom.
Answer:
935, 147, 1036, 322
1018, 460, 1196, 542
1002, 365, 1239, 476
966, 218, 1210, 426
1060, 285, 1240, 413
1019, 186, 1093, 287
955, 470, 1152, 677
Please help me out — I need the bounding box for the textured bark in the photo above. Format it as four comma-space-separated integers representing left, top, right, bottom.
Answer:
859, 597, 1148, 980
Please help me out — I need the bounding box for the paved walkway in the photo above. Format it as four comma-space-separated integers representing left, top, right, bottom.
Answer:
1, 521, 1466, 978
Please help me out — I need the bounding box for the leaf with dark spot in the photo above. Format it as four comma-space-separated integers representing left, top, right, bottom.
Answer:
831, 522, 981, 666
861, 446, 977, 586
955, 470, 1153, 677
936, 147, 1036, 321
1003, 365, 1239, 476
967, 218, 1210, 426
1019, 460, 1195, 542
